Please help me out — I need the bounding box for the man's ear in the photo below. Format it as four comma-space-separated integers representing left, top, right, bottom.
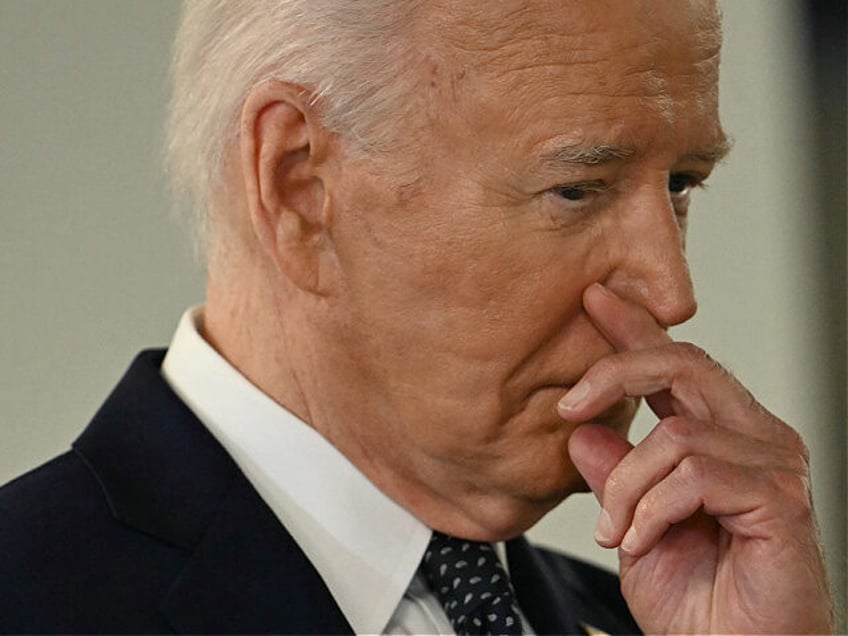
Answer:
240, 80, 338, 294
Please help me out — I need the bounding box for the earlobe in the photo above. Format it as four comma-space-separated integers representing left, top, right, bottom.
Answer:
240, 80, 337, 294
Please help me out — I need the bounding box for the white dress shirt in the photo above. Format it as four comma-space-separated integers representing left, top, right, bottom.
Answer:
161, 306, 471, 634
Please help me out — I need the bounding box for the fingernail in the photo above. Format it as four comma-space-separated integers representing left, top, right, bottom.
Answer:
621, 525, 639, 554
558, 381, 591, 412
594, 509, 613, 544
587, 282, 613, 299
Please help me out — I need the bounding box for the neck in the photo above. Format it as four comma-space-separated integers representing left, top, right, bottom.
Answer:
203, 268, 314, 427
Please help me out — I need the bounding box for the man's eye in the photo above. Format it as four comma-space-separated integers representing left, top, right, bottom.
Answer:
552, 183, 604, 202
668, 173, 701, 197
553, 186, 589, 201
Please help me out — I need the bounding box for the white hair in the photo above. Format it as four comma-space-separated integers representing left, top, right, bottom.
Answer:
166, 0, 426, 263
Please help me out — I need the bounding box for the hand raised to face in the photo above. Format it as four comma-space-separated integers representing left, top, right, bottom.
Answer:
560, 283, 833, 634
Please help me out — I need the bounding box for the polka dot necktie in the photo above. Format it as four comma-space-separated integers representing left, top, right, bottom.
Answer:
421, 531, 523, 635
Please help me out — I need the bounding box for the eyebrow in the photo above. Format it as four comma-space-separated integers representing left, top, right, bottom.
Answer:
541, 144, 635, 168
681, 133, 734, 164
540, 132, 733, 170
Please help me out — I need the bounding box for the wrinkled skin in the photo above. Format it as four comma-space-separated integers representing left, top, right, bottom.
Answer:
563, 284, 832, 634
303, 0, 722, 540
207, 0, 833, 632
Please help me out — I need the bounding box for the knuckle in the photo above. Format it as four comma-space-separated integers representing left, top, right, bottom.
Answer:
768, 417, 810, 456
634, 495, 656, 522
771, 469, 814, 518
603, 471, 626, 503
674, 341, 729, 381
591, 354, 623, 382
784, 425, 809, 458
741, 388, 764, 415
782, 444, 812, 475
676, 454, 708, 484
656, 415, 696, 446
768, 440, 810, 475
674, 341, 710, 366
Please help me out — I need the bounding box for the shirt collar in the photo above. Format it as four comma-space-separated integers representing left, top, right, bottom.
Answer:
161, 306, 432, 634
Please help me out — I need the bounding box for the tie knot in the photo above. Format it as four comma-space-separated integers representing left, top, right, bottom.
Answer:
422, 532, 523, 635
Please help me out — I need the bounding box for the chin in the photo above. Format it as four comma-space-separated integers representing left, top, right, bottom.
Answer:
496, 392, 638, 506
455, 497, 564, 543
478, 475, 587, 542
522, 453, 589, 504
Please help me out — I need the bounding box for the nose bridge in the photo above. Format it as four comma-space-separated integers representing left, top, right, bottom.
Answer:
605, 190, 697, 328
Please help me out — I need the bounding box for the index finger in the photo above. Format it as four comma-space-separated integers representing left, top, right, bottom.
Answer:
557, 337, 788, 444
580, 284, 752, 422
583, 283, 672, 352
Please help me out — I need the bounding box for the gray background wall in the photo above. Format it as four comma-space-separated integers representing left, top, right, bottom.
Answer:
1, 0, 844, 623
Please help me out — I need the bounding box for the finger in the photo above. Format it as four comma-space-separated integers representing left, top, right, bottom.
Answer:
568, 423, 633, 499
583, 283, 671, 352
596, 416, 808, 546
568, 424, 634, 546
558, 342, 769, 433
581, 283, 707, 419
616, 456, 810, 557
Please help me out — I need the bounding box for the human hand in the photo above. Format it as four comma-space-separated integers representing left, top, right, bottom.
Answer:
559, 283, 833, 634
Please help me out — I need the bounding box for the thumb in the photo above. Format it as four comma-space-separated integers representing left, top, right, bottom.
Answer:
568, 424, 632, 502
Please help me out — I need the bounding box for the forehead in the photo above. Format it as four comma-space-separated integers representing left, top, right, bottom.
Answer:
428, 1, 720, 54
415, 0, 723, 157
423, 0, 722, 85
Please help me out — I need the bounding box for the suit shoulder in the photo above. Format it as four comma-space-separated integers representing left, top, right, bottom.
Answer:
0, 450, 124, 586
0, 450, 182, 632
0, 450, 98, 522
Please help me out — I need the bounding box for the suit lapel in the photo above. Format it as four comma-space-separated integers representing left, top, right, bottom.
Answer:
74, 350, 236, 550
73, 350, 353, 634
160, 470, 352, 634
507, 536, 585, 634
507, 537, 640, 636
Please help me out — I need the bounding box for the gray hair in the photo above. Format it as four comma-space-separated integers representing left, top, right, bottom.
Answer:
166, 0, 426, 261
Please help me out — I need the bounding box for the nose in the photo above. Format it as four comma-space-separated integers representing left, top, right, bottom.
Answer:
603, 190, 697, 328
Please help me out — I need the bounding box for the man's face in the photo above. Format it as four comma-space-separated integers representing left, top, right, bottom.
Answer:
312, 0, 725, 539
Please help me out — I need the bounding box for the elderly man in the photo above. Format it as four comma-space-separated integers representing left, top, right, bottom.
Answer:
0, 0, 833, 634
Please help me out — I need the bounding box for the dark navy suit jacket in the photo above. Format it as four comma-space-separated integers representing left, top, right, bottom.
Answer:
0, 350, 640, 634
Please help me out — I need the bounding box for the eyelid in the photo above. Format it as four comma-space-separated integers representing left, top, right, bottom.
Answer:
551, 180, 610, 197
669, 172, 709, 197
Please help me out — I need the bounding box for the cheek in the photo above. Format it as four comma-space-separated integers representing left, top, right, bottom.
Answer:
360, 235, 601, 418
395, 236, 586, 354
332, 169, 612, 413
